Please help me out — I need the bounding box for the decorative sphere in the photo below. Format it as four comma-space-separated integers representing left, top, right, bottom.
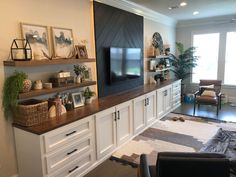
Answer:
21, 79, 32, 93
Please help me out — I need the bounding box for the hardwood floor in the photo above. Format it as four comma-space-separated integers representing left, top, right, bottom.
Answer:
84, 159, 137, 177
173, 102, 236, 122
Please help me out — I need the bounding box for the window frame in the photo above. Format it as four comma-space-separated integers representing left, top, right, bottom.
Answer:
190, 29, 236, 87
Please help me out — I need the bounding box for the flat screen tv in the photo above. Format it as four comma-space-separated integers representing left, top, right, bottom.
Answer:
109, 47, 141, 84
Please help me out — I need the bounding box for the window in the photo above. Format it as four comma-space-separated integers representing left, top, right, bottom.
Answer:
224, 32, 236, 85
192, 33, 220, 83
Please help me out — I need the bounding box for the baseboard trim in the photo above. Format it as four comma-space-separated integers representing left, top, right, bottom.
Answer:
228, 96, 236, 103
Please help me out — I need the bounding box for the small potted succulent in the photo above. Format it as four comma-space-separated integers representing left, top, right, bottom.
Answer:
2, 71, 32, 117
73, 64, 87, 83
83, 87, 95, 104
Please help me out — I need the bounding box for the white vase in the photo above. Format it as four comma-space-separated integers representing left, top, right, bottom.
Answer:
76, 75, 81, 83
85, 98, 92, 104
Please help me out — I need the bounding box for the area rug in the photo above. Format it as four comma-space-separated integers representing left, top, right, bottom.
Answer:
111, 113, 236, 167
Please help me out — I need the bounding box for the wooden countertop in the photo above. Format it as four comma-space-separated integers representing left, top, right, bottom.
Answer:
13, 80, 179, 135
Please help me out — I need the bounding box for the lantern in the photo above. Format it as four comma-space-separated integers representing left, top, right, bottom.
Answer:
11, 39, 32, 61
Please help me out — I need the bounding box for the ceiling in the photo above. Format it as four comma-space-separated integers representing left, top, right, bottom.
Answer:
128, 0, 236, 21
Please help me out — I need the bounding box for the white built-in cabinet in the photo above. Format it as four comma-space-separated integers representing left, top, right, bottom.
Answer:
14, 81, 181, 177
157, 85, 173, 119
14, 115, 95, 177
133, 91, 156, 135
95, 100, 133, 160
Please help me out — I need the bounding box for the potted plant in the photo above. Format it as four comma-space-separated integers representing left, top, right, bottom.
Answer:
83, 87, 95, 104
73, 64, 87, 83
2, 71, 31, 118
169, 42, 198, 97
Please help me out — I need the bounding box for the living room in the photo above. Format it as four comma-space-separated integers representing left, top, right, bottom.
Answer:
0, 0, 236, 177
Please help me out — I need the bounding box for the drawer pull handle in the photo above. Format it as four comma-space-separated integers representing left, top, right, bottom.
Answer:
68, 166, 79, 174
67, 149, 78, 156
65, 131, 77, 137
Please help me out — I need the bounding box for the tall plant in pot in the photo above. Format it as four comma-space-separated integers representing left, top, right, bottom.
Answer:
169, 42, 198, 96
2, 71, 31, 118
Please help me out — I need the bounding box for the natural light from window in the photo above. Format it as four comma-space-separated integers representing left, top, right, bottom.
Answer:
224, 32, 236, 85
192, 33, 220, 83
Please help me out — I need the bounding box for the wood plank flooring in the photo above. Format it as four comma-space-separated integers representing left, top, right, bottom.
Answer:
173, 103, 236, 122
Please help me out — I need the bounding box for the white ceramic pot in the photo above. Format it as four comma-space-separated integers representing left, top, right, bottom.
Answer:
85, 98, 92, 104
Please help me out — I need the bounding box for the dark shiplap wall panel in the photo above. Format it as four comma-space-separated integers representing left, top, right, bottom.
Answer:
94, 1, 144, 98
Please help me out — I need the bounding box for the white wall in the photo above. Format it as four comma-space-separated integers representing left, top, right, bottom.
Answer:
0, 1, 95, 177
176, 18, 236, 101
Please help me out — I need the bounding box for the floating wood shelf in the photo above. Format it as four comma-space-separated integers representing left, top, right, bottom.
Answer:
18, 81, 97, 99
3, 58, 96, 67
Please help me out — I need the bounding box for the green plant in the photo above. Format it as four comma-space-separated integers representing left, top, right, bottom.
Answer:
169, 42, 198, 81
73, 64, 87, 76
2, 71, 27, 118
83, 87, 95, 100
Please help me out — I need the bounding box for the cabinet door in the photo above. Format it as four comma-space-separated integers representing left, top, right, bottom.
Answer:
95, 107, 116, 160
156, 88, 165, 119
165, 85, 172, 113
146, 91, 156, 125
133, 95, 146, 135
116, 101, 133, 146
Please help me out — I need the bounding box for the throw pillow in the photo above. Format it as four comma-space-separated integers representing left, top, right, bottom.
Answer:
201, 90, 216, 97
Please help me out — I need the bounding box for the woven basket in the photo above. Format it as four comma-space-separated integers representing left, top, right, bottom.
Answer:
14, 99, 49, 127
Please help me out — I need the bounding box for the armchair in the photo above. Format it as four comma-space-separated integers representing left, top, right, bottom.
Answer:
193, 80, 222, 115
138, 152, 230, 177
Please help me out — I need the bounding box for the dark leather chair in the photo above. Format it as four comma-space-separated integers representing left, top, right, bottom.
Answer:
193, 80, 222, 115
138, 152, 230, 177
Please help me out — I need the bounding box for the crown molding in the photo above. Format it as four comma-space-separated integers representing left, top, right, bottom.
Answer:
93, 0, 177, 27
177, 14, 236, 28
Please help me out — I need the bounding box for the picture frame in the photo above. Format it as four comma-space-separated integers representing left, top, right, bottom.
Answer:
71, 92, 84, 108
75, 45, 88, 59
21, 23, 50, 60
51, 27, 74, 59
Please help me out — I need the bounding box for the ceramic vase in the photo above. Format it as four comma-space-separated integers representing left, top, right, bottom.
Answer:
21, 79, 32, 93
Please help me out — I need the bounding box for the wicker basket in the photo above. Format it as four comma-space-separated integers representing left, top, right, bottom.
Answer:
14, 99, 49, 127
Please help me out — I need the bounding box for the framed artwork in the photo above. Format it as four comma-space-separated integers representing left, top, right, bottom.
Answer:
21, 23, 50, 60
75, 45, 88, 59
71, 92, 84, 108
51, 27, 74, 58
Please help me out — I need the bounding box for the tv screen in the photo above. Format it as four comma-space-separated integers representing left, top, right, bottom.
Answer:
110, 47, 141, 83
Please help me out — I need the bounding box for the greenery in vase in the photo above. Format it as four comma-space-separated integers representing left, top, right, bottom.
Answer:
2, 71, 27, 118
83, 87, 95, 100
169, 42, 198, 81
73, 64, 87, 77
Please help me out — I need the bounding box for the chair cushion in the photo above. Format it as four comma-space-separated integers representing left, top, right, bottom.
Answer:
196, 95, 218, 104
201, 90, 216, 97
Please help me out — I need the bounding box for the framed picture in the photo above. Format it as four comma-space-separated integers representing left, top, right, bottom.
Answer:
75, 45, 88, 59
51, 27, 74, 58
21, 23, 50, 60
71, 92, 84, 108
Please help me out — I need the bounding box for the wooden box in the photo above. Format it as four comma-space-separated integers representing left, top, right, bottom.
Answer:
50, 76, 74, 87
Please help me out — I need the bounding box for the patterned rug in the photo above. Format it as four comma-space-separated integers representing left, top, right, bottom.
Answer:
111, 113, 236, 167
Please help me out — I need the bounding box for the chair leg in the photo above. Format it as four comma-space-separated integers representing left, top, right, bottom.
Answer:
216, 105, 219, 115
193, 102, 196, 115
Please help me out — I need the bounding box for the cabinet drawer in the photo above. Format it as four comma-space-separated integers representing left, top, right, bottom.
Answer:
173, 92, 181, 100
45, 134, 93, 174
43, 116, 93, 153
48, 151, 94, 177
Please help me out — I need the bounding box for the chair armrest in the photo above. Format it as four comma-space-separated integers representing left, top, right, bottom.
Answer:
194, 90, 200, 97
139, 154, 151, 177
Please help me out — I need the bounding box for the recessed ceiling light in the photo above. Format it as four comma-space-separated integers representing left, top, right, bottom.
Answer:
193, 11, 199, 15
180, 2, 187, 7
